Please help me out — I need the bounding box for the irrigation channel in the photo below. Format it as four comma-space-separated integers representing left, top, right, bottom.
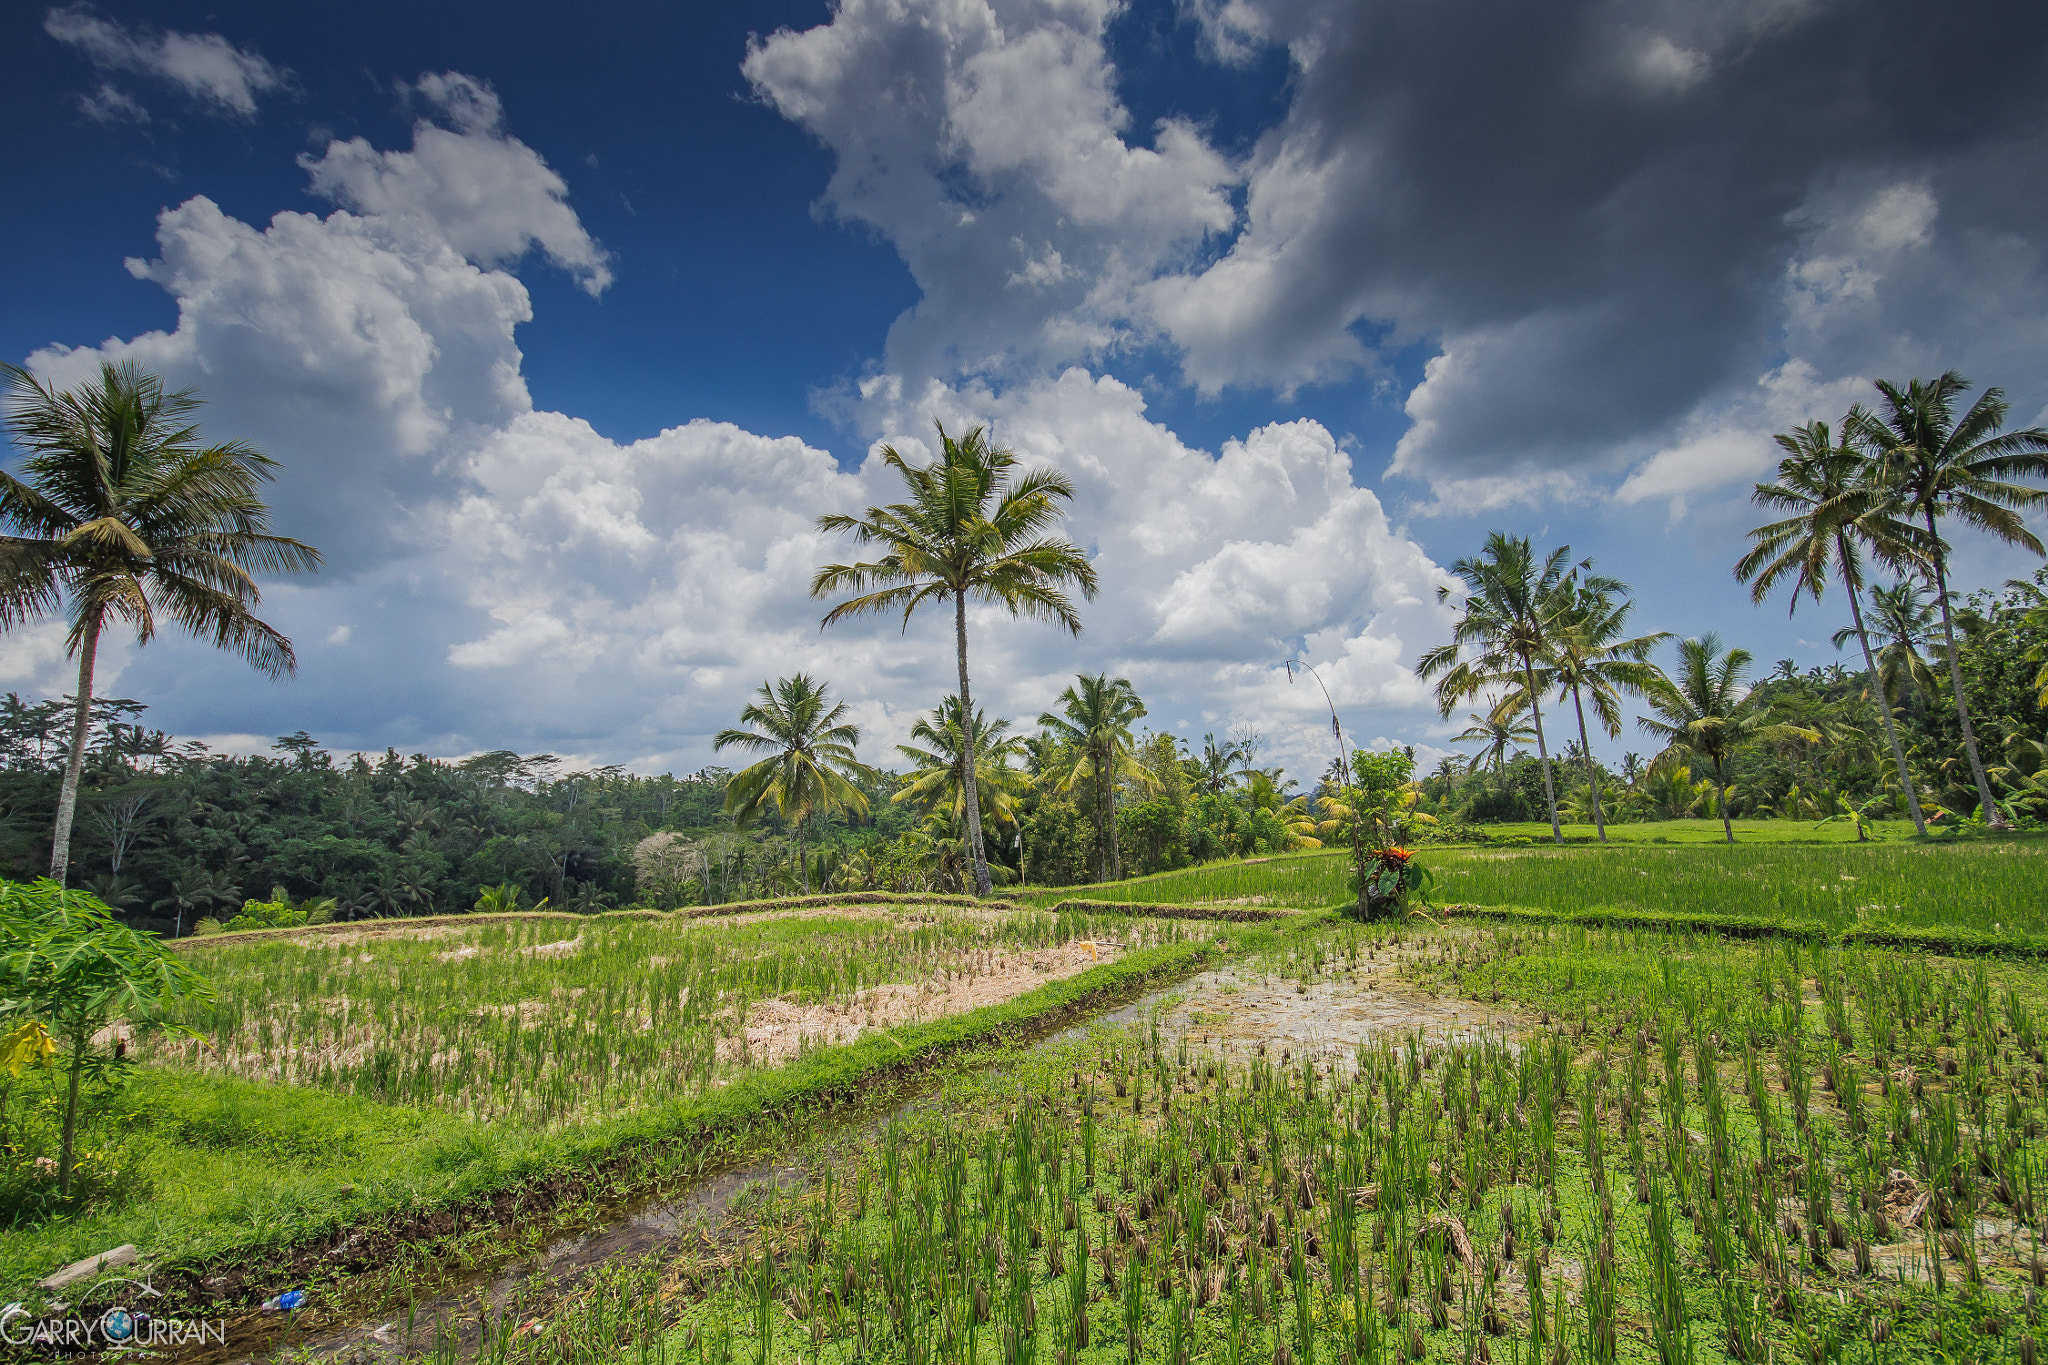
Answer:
183, 954, 1501, 1364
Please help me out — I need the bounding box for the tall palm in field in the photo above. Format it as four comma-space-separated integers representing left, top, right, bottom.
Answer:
1854, 373, 2048, 828
1450, 711, 1536, 773
1738, 414, 1931, 835
0, 361, 320, 883
1530, 577, 1671, 842
1639, 634, 1819, 844
1416, 532, 1581, 843
1193, 733, 1246, 795
893, 695, 1032, 838
714, 674, 876, 892
1037, 673, 1151, 881
813, 424, 1097, 895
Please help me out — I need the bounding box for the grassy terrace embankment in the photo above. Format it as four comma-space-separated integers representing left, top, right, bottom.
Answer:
1018, 826, 2048, 945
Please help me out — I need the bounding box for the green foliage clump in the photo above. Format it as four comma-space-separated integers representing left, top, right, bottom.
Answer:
220, 898, 305, 933
0, 879, 208, 1210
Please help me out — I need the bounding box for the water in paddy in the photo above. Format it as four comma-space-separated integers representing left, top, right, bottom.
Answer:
1091, 963, 1523, 1069
193, 968, 1508, 1363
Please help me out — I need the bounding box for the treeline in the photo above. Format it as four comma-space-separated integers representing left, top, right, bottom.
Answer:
7, 556, 2039, 937
0, 706, 937, 935
0, 683, 1361, 933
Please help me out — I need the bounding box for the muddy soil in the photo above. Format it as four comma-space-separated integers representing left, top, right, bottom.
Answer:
1089, 964, 1526, 1070
225, 1158, 808, 1365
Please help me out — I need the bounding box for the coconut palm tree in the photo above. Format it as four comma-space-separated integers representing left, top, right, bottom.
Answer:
893, 694, 1033, 839
1638, 753, 1710, 820
1853, 373, 2048, 828
1416, 533, 1581, 843
713, 674, 877, 892
1836, 577, 1942, 713
0, 361, 321, 883
1232, 770, 1324, 850
1638, 634, 1820, 844
1737, 413, 1931, 835
813, 424, 1097, 895
1037, 673, 1152, 881
150, 863, 240, 938
1192, 732, 1246, 795
1450, 711, 1536, 773
1516, 575, 1671, 842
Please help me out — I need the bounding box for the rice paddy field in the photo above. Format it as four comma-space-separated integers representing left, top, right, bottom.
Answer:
9, 834, 2046, 1365
0, 901, 1217, 1303
152, 904, 1200, 1125
590, 919, 2048, 1365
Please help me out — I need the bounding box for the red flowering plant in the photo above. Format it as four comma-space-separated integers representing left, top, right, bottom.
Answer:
1337, 751, 1438, 921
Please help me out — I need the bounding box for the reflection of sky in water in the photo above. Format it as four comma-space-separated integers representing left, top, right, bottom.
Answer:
1079, 967, 1524, 1071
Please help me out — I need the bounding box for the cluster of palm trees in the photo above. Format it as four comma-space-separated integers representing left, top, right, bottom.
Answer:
712, 425, 1103, 893
1737, 371, 2048, 833
710, 666, 1162, 893
1419, 534, 1784, 844
1423, 371, 2048, 843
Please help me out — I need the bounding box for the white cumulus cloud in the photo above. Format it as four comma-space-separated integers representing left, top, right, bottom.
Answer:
302, 73, 613, 297
44, 5, 285, 118
743, 0, 1238, 381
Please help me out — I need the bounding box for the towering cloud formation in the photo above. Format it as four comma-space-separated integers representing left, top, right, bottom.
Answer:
21, 0, 2046, 769
743, 0, 1240, 382
17, 66, 1451, 771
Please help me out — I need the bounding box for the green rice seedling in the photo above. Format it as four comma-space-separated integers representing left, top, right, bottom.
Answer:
1428, 837, 2048, 938
1121, 1231, 1148, 1363
1579, 1235, 1619, 1365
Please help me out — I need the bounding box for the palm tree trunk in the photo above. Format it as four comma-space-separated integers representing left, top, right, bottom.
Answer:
796, 814, 810, 894
953, 594, 993, 896
1839, 551, 1927, 837
49, 614, 101, 884
1718, 775, 1734, 844
1104, 752, 1122, 879
1924, 513, 2006, 828
1568, 685, 1607, 843
1522, 658, 1562, 844
1091, 753, 1108, 882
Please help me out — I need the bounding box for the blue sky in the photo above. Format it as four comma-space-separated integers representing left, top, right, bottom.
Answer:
3, 0, 2045, 783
